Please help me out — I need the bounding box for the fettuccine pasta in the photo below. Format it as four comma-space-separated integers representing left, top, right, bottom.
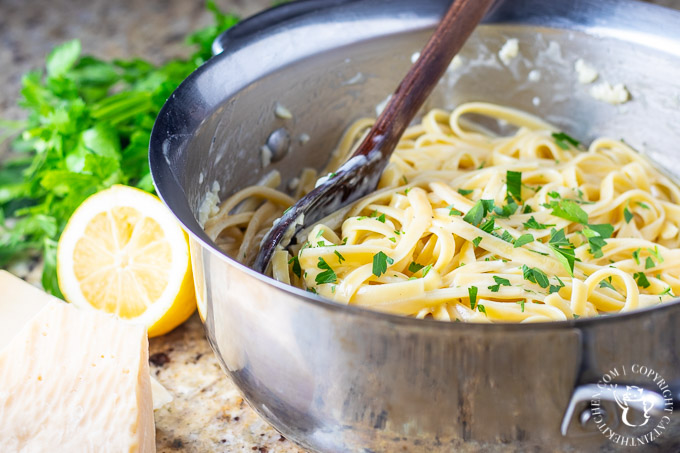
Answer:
203, 102, 680, 323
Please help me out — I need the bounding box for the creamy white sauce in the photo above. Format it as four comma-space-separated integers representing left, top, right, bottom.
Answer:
575, 59, 599, 84
198, 181, 220, 227
498, 38, 519, 65
590, 82, 630, 105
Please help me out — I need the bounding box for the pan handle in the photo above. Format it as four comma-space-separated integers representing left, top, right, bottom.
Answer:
211, 0, 362, 56
561, 381, 679, 437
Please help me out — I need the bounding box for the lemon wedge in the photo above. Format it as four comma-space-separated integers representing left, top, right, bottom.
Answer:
57, 185, 196, 337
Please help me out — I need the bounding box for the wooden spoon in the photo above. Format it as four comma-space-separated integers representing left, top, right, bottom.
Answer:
253, 0, 496, 273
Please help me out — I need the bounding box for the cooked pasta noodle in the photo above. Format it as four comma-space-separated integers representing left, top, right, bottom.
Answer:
204, 102, 680, 323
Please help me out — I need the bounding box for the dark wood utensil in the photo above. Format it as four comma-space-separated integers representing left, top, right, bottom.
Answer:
253, 0, 496, 273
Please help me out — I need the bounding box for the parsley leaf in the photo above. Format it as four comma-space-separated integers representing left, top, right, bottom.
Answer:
624, 206, 633, 223
377, 213, 386, 223
468, 286, 478, 310
0, 2, 241, 295
514, 233, 534, 248
552, 132, 580, 149
463, 199, 495, 227
334, 250, 345, 264
599, 277, 616, 291
549, 199, 588, 224
480, 217, 495, 233
316, 257, 337, 284
637, 201, 650, 210
648, 246, 664, 264
493, 200, 518, 218
458, 188, 473, 196
477, 304, 488, 316
522, 264, 549, 288
448, 206, 463, 216
421, 264, 432, 277
288, 256, 302, 278
523, 216, 554, 230
645, 256, 655, 269
517, 300, 525, 312
506, 170, 522, 202
408, 262, 424, 273
472, 236, 483, 247
582, 224, 613, 258
500, 230, 514, 243
489, 275, 511, 292
634, 271, 650, 288
632, 249, 641, 265
372, 251, 394, 277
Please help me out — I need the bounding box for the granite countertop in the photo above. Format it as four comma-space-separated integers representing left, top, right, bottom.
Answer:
2, 1, 679, 452
1, 0, 303, 451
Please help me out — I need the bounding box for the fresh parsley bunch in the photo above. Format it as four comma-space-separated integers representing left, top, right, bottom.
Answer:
0, 1, 239, 295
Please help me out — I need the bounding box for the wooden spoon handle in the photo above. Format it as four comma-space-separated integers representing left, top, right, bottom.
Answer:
353, 0, 496, 159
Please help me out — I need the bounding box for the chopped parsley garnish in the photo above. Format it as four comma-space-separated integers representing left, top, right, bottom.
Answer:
315, 257, 337, 284
523, 216, 554, 230
549, 276, 565, 294
517, 300, 525, 312
522, 204, 534, 214
472, 236, 483, 247
316, 229, 325, 238
637, 201, 650, 209
372, 251, 394, 277
587, 223, 615, 238
307, 287, 317, 294
388, 237, 396, 243
401, 175, 408, 185
582, 224, 613, 259
645, 257, 655, 269
489, 276, 511, 292
552, 132, 580, 149
634, 271, 650, 288
548, 199, 588, 224
477, 304, 487, 316
623, 206, 633, 223
480, 217, 495, 233
448, 205, 463, 216
408, 262, 424, 273
458, 188, 474, 196
421, 264, 432, 277
632, 249, 641, 265
468, 286, 478, 310
463, 199, 494, 226
522, 264, 550, 288
377, 213, 386, 223
573, 314, 580, 319
334, 250, 345, 263
548, 191, 561, 199
493, 200, 518, 218
648, 246, 664, 263
514, 233, 534, 248
394, 230, 402, 235
288, 256, 302, 278
548, 228, 576, 275
599, 277, 616, 291
660, 287, 674, 297
507, 170, 522, 202
500, 230, 514, 243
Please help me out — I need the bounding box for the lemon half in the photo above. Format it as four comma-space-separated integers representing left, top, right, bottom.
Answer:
57, 185, 196, 337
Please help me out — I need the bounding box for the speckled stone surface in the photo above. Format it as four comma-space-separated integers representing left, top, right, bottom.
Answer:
0, 0, 303, 451
1, 1, 679, 452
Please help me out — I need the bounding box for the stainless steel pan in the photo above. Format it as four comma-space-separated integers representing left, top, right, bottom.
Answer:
149, 0, 680, 451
